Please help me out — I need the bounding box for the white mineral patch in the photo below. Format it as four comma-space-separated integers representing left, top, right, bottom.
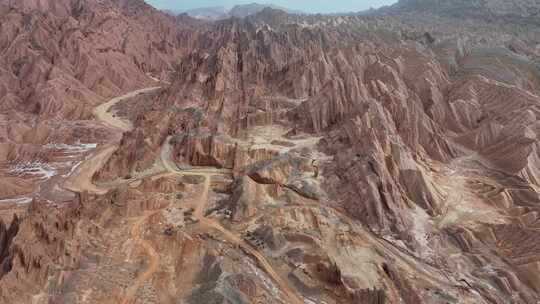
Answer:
0, 197, 33, 204
45, 141, 97, 152
10, 161, 57, 179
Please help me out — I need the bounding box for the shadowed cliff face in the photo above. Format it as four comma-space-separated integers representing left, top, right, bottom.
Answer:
2, 0, 540, 303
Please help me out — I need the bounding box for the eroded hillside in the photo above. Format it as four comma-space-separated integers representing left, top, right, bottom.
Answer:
1, 0, 540, 303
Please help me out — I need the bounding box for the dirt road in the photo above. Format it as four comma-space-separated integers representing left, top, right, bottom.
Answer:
66, 87, 303, 303
159, 132, 305, 303
93, 87, 161, 132
63, 145, 117, 195
62, 86, 163, 303
64, 87, 162, 195
202, 216, 304, 304
175, 170, 304, 304
120, 212, 160, 304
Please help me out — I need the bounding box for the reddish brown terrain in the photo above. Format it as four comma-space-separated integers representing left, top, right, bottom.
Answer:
2, 0, 540, 303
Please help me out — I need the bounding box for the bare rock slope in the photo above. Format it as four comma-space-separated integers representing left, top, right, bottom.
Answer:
2, 0, 540, 303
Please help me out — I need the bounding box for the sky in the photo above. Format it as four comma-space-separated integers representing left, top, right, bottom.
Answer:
145, 0, 398, 14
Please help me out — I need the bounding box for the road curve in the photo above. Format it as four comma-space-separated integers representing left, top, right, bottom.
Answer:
93, 87, 161, 132
63, 87, 162, 195
61, 86, 163, 303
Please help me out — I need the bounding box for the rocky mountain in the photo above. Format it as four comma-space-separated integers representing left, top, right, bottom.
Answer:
389, 0, 540, 20
229, 2, 303, 18
0, 1, 198, 297
0, 0, 199, 199
2, 0, 540, 303
182, 6, 229, 21
179, 2, 304, 21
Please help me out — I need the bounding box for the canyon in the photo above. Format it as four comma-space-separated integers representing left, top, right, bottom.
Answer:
1, 0, 540, 303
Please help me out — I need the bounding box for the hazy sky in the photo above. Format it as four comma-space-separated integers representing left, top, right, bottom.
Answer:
146, 0, 398, 13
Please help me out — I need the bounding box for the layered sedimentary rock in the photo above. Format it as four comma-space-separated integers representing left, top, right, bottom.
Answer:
100, 3, 540, 302
3, 0, 540, 303
0, 0, 197, 197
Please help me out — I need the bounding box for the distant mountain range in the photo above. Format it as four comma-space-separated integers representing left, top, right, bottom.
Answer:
385, 0, 540, 20
178, 6, 229, 20
169, 2, 304, 20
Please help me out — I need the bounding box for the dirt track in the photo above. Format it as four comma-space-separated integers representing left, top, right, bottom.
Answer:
63, 87, 162, 195
163, 158, 304, 304
93, 87, 161, 132
120, 212, 161, 304
161, 135, 303, 303
65, 87, 304, 304
62, 145, 117, 195
62, 86, 164, 303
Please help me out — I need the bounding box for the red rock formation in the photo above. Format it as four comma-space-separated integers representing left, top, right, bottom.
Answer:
4, 0, 540, 303
0, 0, 198, 197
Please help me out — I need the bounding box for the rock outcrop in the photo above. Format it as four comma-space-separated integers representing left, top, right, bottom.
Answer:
3, 0, 540, 303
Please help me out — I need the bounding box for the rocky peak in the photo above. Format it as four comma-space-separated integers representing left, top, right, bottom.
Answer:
0, 0, 157, 18
229, 2, 301, 18
391, 0, 540, 19
246, 7, 291, 26
4, 0, 540, 302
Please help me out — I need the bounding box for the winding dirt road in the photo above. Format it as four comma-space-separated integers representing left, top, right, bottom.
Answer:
62, 86, 163, 303
94, 87, 161, 132
65, 86, 304, 304
64, 87, 162, 195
